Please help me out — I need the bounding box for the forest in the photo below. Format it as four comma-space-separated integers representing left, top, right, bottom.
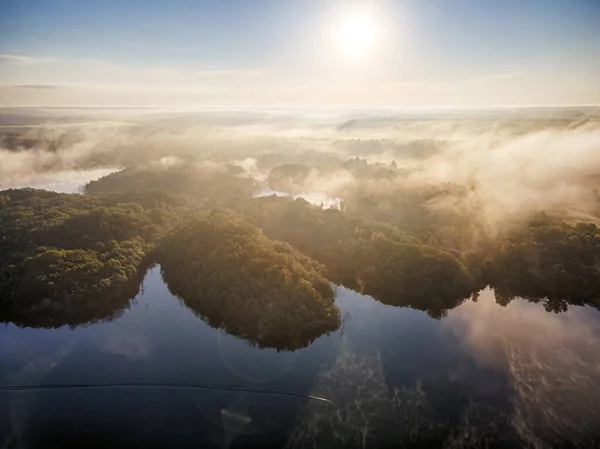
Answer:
243, 195, 478, 317
2, 158, 600, 346
0, 188, 186, 326
156, 211, 340, 350
485, 215, 600, 311
84, 162, 255, 210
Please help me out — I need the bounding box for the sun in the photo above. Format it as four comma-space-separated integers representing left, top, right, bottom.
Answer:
334, 12, 377, 58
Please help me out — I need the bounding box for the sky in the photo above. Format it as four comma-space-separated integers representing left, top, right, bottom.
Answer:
1, 0, 599, 107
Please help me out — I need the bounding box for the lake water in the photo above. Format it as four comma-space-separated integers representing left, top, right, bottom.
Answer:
0, 168, 120, 194
255, 186, 342, 210
1, 266, 600, 448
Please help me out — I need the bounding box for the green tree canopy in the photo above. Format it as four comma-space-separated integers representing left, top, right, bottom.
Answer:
157, 211, 340, 350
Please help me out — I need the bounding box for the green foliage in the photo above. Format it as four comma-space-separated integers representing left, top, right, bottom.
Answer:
486, 215, 600, 310
267, 164, 312, 193
0, 188, 184, 326
4, 159, 600, 335
85, 163, 255, 210
244, 196, 477, 317
156, 211, 340, 350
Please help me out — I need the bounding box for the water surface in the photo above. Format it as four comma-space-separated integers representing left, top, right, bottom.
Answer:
1, 266, 600, 448
0, 167, 119, 193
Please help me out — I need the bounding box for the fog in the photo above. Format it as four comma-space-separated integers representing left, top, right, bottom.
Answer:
2, 106, 600, 447
2, 106, 600, 226
445, 289, 600, 444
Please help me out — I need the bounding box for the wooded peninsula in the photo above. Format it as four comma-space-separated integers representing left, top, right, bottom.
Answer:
2, 160, 599, 349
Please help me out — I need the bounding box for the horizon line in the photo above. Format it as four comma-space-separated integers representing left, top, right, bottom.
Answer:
1, 104, 599, 110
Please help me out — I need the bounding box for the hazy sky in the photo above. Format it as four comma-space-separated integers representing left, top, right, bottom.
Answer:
1, 0, 599, 107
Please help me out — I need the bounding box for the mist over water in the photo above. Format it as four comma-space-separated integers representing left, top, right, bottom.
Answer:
2, 106, 600, 224
2, 106, 600, 447
0, 167, 120, 193
2, 268, 598, 448
445, 290, 600, 445
254, 186, 342, 210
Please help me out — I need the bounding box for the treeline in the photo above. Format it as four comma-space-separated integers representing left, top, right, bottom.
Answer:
244, 196, 478, 318
484, 214, 600, 310
0, 188, 186, 327
4, 158, 600, 337
156, 211, 340, 350
244, 195, 600, 314
261, 161, 479, 242
255, 157, 600, 313
84, 162, 255, 210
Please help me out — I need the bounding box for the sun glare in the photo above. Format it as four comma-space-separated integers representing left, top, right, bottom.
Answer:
335, 13, 377, 58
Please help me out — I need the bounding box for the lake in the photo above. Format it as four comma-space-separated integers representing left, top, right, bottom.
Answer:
1, 265, 599, 448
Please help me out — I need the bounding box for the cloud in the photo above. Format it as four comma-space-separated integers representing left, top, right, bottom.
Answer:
465, 71, 522, 84
489, 71, 521, 79
0, 54, 37, 65
390, 71, 523, 93
193, 68, 269, 78
0, 50, 596, 107
143, 67, 185, 78
0, 56, 271, 90
14, 84, 60, 89
1, 106, 600, 224
0, 54, 59, 65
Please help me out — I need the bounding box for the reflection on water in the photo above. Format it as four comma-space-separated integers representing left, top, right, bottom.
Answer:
445, 292, 600, 447
287, 336, 435, 448
1, 268, 600, 447
2, 266, 146, 329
